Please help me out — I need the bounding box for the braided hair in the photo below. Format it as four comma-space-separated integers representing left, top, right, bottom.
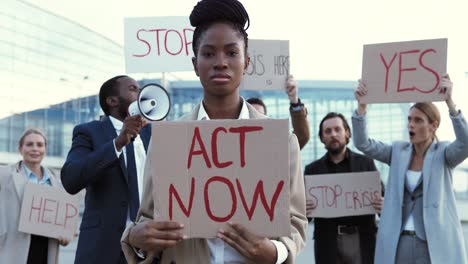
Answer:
189, 0, 250, 56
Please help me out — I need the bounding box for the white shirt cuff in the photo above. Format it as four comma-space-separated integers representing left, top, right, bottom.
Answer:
131, 246, 146, 259
271, 239, 288, 264
113, 139, 123, 158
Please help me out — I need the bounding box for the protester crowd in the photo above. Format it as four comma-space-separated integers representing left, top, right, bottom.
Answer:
1, 0, 467, 264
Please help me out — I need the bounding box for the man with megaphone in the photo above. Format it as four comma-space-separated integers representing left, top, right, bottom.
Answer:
61, 75, 153, 264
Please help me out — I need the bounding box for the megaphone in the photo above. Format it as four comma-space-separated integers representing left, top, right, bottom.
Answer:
128, 83, 171, 121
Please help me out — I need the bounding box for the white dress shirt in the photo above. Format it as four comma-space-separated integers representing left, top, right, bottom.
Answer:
109, 116, 147, 216
24, 164, 51, 186
197, 98, 288, 264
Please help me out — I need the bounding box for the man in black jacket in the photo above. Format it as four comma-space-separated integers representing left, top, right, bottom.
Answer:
304, 112, 382, 264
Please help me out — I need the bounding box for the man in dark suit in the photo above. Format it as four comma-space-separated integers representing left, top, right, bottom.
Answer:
304, 112, 382, 264
61, 75, 151, 264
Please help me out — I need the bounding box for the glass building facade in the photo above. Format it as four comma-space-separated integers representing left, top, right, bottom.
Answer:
0, 77, 409, 185
1, 1, 465, 183
0, 0, 123, 166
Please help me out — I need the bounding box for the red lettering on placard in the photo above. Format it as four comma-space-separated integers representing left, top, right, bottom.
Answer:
164, 30, 183, 56
204, 176, 237, 222
188, 126, 264, 169
311, 185, 342, 208
307, 187, 318, 209
41, 199, 55, 224
236, 179, 284, 221
352, 191, 362, 209
418, 49, 439, 93
211, 127, 233, 168
361, 191, 372, 207
132, 28, 194, 57
168, 176, 284, 222
29, 196, 43, 222
397, 50, 419, 92
169, 177, 195, 220
228, 126, 263, 167
380, 48, 440, 94
24, 192, 79, 231
133, 29, 151, 57
380, 52, 397, 93
64, 203, 78, 228
183, 29, 194, 55
149, 29, 167, 56
187, 127, 212, 169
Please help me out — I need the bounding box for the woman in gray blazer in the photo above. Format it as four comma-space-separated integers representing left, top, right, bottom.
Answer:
352, 74, 468, 264
0, 128, 70, 264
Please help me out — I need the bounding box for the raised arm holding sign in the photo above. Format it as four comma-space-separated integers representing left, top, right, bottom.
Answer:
353, 72, 468, 263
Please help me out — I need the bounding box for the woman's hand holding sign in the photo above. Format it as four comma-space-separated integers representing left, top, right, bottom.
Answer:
439, 74, 458, 116
129, 220, 185, 254
218, 222, 277, 264
355, 79, 368, 115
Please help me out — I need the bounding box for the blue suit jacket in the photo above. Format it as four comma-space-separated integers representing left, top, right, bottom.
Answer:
61, 116, 151, 264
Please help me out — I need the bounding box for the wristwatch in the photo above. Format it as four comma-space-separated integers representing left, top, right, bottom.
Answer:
290, 98, 304, 111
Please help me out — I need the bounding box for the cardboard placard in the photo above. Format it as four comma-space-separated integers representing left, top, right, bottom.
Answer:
304, 171, 381, 218
361, 38, 447, 103
240, 39, 290, 90
151, 119, 290, 238
19, 183, 81, 239
124, 16, 194, 73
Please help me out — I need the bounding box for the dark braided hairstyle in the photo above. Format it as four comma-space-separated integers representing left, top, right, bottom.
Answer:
189, 0, 250, 56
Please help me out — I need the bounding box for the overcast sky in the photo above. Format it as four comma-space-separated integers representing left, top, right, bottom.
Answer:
22, 0, 468, 140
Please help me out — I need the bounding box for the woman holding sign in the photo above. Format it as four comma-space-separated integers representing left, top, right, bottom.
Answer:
0, 128, 70, 264
352, 74, 468, 264
120, 0, 307, 263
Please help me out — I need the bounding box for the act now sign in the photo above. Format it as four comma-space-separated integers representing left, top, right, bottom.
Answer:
150, 119, 290, 238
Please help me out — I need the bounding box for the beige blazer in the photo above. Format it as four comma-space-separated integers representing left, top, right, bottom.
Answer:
122, 103, 308, 264
0, 161, 61, 264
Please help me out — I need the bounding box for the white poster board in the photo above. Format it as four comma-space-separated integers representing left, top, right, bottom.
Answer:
240, 39, 290, 90
304, 171, 381, 218
361, 38, 447, 103
150, 119, 291, 238
124, 16, 194, 73
19, 183, 81, 239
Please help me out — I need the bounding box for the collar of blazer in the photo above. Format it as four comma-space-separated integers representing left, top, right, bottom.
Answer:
397, 140, 438, 205
181, 102, 268, 121
12, 161, 60, 201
